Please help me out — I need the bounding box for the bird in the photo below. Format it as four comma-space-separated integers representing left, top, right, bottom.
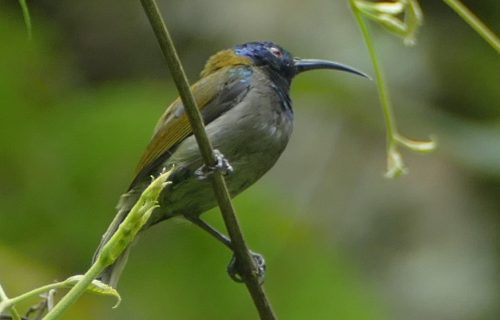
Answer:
93, 41, 368, 287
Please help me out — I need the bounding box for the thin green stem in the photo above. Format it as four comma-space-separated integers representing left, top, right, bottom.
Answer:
442, 0, 500, 53
43, 262, 104, 320
350, 1, 398, 149
139, 1, 276, 319
0, 284, 22, 320
17, 0, 32, 39
0, 282, 60, 312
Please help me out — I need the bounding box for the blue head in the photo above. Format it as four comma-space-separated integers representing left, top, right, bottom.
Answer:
235, 42, 296, 79
234, 41, 368, 83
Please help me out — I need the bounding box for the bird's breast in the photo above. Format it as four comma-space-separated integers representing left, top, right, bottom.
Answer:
153, 70, 293, 220
207, 75, 294, 172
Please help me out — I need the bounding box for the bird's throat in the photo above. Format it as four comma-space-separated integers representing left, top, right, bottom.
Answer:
266, 68, 293, 115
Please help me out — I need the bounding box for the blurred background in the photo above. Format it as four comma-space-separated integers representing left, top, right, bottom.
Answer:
1, 0, 499, 319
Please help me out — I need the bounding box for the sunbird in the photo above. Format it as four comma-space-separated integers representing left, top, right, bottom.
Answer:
94, 41, 368, 287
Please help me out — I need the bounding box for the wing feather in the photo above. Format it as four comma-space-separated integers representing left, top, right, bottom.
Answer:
131, 66, 252, 185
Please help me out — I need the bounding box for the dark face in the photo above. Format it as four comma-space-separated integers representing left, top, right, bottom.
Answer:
234, 41, 296, 80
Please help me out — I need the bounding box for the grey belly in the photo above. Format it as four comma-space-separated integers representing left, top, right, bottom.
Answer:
147, 93, 293, 224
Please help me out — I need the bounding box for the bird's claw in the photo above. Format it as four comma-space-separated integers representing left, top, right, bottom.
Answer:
227, 251, 266, 284
195, 149, 233, 180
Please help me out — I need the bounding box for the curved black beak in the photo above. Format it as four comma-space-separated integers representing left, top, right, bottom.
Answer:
294, 58, 370, 79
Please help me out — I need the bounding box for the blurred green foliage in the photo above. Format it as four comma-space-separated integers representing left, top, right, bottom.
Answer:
0, 5, 384, 320
1, 1, 499, 319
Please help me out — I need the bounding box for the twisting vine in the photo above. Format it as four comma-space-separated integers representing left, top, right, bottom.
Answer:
349, 0, 498, 177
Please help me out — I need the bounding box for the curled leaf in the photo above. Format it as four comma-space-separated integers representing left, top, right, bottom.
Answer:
395, 134, 437, 153
64, 276, 121, 308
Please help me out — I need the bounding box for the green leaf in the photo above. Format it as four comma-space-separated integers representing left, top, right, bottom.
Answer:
63, 276, 121, 308
395, 134, 437, 153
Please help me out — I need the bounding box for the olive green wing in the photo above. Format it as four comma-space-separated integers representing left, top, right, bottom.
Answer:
130, 66, 252, 187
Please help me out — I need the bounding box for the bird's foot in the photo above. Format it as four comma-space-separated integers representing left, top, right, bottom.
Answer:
227, 251, 266, 284
195, 149, 233, 180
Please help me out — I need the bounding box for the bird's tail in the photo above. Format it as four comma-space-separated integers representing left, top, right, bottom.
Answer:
93, 192, 138, 288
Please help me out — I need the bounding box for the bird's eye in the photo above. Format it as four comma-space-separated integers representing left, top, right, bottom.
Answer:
269, 47, 282, 58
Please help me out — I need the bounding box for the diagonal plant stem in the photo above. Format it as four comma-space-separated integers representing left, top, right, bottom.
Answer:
442, 0, 500, 52
139, 1, 276, 319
